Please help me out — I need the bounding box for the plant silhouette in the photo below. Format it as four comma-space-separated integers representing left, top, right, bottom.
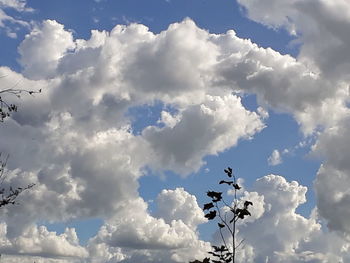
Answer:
190, 167, 253, 263
0, 83, 40, 207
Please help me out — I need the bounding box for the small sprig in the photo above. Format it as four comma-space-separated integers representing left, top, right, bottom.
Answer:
191, 167, 253, 263
0, 87, 41, 122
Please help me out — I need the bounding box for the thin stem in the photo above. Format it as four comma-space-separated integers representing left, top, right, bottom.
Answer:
236, 238, 245, 250
232, 175, 238, 263
219, 224, 229, 252
0, 154, 9, 184
215, 202, 233, 236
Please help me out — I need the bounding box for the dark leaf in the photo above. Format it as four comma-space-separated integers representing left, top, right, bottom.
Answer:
213, 245, 228, 252
224, 167, 233, 177
218, 223, 225, 228
207, 191, 222, 202
237, 208, 251, 219
232, 183, 241, 190
203, 202, 214, 211
204, 210, 216, 220
219, 180, 233, 185
244, 200, 253, 208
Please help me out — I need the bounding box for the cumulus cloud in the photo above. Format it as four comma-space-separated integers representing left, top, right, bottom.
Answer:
210, 2, 350, 249
0, 18, 267, 261
212, 29, 350, 133
0, 223, 87, 259
156, 188, 206, 228
268, 149, 282, 166
211, 175, 350, 263
19, 20, 76, 79
311, 114, 350, 237
87, 196, 210, 263
237, 0, 350, 81
144, 95, 264, 175
0, 4, 349, 260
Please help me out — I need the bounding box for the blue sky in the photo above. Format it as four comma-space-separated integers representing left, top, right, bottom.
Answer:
0, 0, 350, 262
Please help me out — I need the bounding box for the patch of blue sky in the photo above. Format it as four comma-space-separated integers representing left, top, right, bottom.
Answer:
126, 100, 179, 135
43, 218, 103, 245
0, 36, 22, 71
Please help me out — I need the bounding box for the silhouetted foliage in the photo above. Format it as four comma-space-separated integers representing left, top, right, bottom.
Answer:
0, 84, 40, 208
0, 153, 35, 208
0, 83, 41, 122
190, 167, 253, 263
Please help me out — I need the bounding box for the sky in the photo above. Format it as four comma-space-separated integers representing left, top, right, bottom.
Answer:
0, 0, 350, 262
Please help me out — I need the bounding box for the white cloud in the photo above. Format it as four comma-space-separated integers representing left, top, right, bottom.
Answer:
257, 106, 269, 119
0, 10, 350, 261
144, 95, 264, 175
212, 175, 350, 263
268, 149, 282, 166
0, 223, 87, 259
0, 18, 266, 261
208, 2, 350, 248
237, 0, 350, 81
213, 30, 350, 133
0, 0, 31, 38
19, 20, 76, 79
156, 188, 206, 228
87, 196, 210, 263
0, 0, 32, 12
311, 115, 350, 237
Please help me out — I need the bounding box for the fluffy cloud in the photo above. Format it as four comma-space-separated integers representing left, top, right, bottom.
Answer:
312, 114, 350, 237
19, 20, 76, 79
212, 29, 350, 133
215, 3, 350, 249
0, 17, 267, 261
87, 195, 210, 263
211, 175, 350, 263
144, 95, 264, 174
237, 0, 350, 81
156, 188, 206, 228
268, 149, 282, 166
0, 223, 87, 260
0, 3, 349, 260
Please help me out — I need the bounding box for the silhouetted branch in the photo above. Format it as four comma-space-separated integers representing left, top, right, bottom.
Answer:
191, 167, 253, 263
0, 83, 39, 208
0, 86, 41, 122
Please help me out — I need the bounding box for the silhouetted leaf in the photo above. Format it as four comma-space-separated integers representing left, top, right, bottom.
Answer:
237, 208, 251, 219
205, 210, 216, 220
219, 180, 233, 185
212, 245, 228, 252
232, 183, 241, 190
203, 202, 214, 211
224, 167, 233, 177
244, 200, 253, 208
218, 223, 225, 228
207, 191, 222, 202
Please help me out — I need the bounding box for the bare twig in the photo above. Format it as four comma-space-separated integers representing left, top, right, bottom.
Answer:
0, 87, 41, 122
